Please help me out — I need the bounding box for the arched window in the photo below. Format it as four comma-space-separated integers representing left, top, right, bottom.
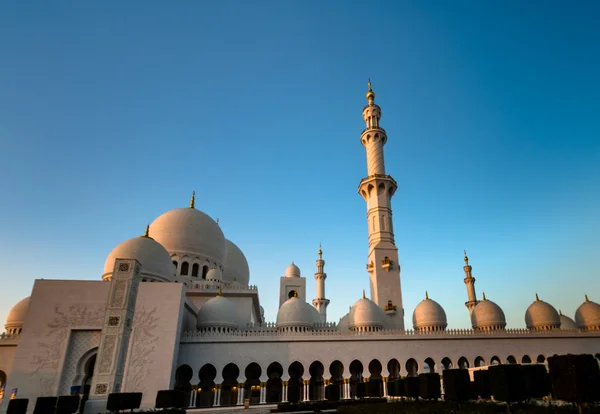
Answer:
192, 263, 199, 277
288, 290, 297, 299
202, 265, 209, 279
180, 262, 189, 276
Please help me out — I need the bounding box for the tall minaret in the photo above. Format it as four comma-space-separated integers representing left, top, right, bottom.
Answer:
358, 80, 404, 328
312, 244, 330, 323
463, 251, 479, 313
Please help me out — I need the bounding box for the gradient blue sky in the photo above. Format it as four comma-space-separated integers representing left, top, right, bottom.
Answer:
1, 1, 599, 330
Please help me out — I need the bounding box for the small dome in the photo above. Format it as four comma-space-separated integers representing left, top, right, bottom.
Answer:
276, 297, 315, 330
5, 297, 31, 334
150, 207, 227, 264
103, 235, 175, 282
471, 296, 506, 331
196, 294, 240, 331
337, 313, 350, 332
348, 296, 386, 332
525, 295, 561, 330
575, 296, 600, 330
309, 304, 322, 324
559, 312, 578, 330
205, 266, 222, 281
222, 239, 250, 286
412, 293, 448, 331
285, 263, 301, 278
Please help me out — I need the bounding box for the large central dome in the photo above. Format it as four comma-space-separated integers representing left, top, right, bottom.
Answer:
150, 207, 227, 264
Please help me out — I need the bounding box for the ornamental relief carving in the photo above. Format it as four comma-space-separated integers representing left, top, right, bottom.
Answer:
28, 304, 104, 395
110, 280, 127, 308
98, 335, 117, 374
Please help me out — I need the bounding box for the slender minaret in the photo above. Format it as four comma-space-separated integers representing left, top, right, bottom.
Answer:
463, 250, 479, 313
312, 244, 330, 323
358, 80, 404, 328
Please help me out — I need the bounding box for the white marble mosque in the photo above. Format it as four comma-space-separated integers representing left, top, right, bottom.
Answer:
1, 83, 599, 413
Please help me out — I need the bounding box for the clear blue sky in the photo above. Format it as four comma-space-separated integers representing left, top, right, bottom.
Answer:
0, 1, 599, 330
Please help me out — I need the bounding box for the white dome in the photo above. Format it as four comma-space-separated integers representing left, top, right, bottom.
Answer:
412, 294, 447, 331
276, 297, 315, 330
525, 296, 560, 330
102, 234, 175, 282
222, 239, 250, 285
337, 313, 350, 332
150, 207, 227, 264
559, 312, 578, 330
309, 304, 322, 324
205, 266, 223, 281
196, 294, 241, 331
575, 296, 600, 330
348, 296, 386, 331
471, 296, 506, 331
285, 263, 301, 278
5, 297, 30, 333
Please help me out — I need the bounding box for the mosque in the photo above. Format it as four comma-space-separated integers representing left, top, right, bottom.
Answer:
1, 83, 599, 412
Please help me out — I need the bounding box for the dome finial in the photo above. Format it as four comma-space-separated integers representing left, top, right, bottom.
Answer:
535, 293, 540, 302
585, 294, 590, 302
318, 243, 323, 259
559, 309, 563, 316
366, 78, 375, 102
217, 287, 223, 297
139, 224, 153, 239
362, 289, 366, 299
293, 290, 298, 298
464, 250, 469, 265
425, 291, 429, 300
482, 291, 487, 301
189, 191, 196, 209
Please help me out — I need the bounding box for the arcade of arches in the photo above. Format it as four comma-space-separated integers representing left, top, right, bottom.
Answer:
173, 353, 556, 408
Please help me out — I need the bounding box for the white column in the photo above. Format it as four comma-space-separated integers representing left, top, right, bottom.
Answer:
302, 380, 308, 401
383, 377, 388, 398
189, 390, 196, 407
260, 382, 267, 404
213, 385, 220, 407
237, 383, 244, 405
282, 381, 288, 403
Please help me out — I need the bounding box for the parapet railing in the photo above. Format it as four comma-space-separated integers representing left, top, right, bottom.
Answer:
186, 280, 259, 291
181, 326, 594, 342
0, 332, 20, 342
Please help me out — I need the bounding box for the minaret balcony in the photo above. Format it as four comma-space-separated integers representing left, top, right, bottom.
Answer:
366, 261, 375, 273
361, 126, 386, 135
381, 257, 394, 271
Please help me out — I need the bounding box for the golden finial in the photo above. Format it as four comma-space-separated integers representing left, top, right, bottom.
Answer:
464, 250, 469, 265
585, 294, 590, 302
139, 224, 153, 239
535, 293, 540, 302
482, 292, 487, 301
425, 291, 429, 300
318, 243, 322, 259
189, 191, 196, 209
362, 289, 366, 299
366, 78, 375, 101
559, 309, 563, 316
293, 290, 298, 298
217, 287, 222, 297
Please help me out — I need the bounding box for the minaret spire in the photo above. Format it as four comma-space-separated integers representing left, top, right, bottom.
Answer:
463, 250, 479, 314
189, 191, 196, 209
312, 244, 330, 323
357, 81, 404, 329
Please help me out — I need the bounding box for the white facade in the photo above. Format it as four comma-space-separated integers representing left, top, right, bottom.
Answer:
1, 83, 600, 412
